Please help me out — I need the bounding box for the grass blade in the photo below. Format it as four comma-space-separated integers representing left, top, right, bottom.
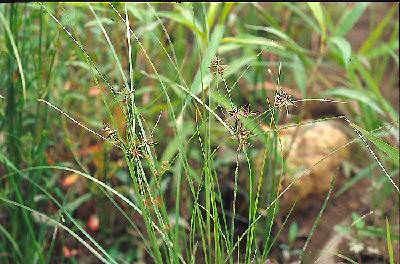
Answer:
180, 24, 225, 114
321, 88, 384, 115
351, 123, 399, 165
334, 3, 368, 37
386, 217, 394, 264
329, 36, 351, 68
359, 5, 398, 54
307, 2, 326, 41
0, 197, 110, 264
0, 223, 23, 261
0, 11, 26, 102
222, 36, 282, 49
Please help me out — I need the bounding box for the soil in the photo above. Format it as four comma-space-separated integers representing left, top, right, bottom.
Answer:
273, 179, 373, 263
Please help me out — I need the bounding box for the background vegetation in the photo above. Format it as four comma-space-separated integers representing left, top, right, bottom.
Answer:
0, 2, 399, 263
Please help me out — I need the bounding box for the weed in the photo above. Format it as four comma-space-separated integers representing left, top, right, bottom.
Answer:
0, 3, 398, 264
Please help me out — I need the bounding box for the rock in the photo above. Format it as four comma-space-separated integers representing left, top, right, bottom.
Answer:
276, 120, 350, 212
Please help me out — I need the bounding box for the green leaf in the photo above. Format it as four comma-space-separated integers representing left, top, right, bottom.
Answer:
335, 164, 377, 198
219, 2, 234, 25
353, 59, 399, 123
0, 224, 23, 261
157, 10, 203, 39
126, 4, 144, 21
364, 40, 399, 60
222, 36, 283, 49
160, 122, 194, 163
245, 24, 306, 53
180, 25, 224, 114
359, 5, 397, 54
288, 222, 298, 244
0, 11, 26, 102
222, 56, 256, 79
207, 3, 220, 29
352, 213, 365, 229
292, 54, 306, 97
85, 17, 115, 27
285, 3, 320, 34
329, 37, 352, 68
352, 123, 400, 165
335, 224, 351, 235
65, 193, 93, 213
386, 218, 395, 264
321, 87, 384, 115
334, 3, 368, 37
307, 2, 326, 40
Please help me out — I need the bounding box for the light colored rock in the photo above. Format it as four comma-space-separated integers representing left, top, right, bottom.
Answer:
276, 120, 350, 211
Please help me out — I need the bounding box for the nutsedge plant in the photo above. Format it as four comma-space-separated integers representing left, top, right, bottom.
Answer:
0, 2, 398, 264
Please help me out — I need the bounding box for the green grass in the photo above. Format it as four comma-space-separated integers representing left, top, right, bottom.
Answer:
0, 2, 399, 263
